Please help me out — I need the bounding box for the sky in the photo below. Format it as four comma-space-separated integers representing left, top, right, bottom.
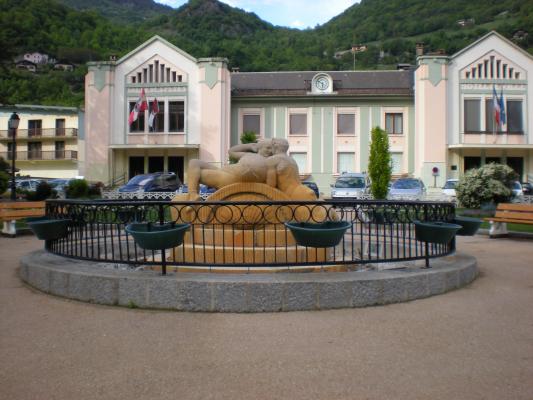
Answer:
155, 0, 359, 29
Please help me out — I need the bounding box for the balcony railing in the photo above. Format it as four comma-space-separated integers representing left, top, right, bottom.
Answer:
0, 128, 78, 139
464, 130, 524, 135
0, 150, 78, 161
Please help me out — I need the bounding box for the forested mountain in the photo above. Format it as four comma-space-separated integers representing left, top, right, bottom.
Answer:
1, 0, 532, 106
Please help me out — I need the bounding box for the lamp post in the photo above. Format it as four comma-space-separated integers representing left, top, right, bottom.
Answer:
8, 112, 20, 201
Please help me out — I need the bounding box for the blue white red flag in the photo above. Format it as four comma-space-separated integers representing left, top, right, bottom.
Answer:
492, 85, 500, 132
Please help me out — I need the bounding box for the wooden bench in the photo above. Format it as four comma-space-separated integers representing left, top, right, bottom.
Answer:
484, 203, 533, 237
0, 201, 46, 236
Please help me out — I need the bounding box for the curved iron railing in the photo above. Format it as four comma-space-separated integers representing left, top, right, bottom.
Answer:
45, 199, 456, 270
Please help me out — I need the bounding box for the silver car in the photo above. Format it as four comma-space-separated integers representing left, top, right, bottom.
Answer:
331, 173, 369, 200
388, 178, 426, 200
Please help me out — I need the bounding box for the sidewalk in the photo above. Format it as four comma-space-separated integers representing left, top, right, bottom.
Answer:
1, 235, 532, 400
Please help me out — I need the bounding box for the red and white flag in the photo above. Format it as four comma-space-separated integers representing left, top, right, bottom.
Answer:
148, 98, 159, 130
128, 88, 148, 125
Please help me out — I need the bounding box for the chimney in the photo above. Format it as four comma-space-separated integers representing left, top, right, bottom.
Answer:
109, 54, 117, 62
231, 67, 240, 73
416, 43, 424, 57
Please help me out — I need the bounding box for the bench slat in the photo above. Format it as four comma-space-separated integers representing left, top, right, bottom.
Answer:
484, 217, 533, 225
0, 201, 45, 209
0, 209, 45, 219
496, 203, 533, 212
493, 211, 533, 221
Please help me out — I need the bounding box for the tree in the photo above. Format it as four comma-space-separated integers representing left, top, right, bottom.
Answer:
456, 163, 518, 208
240, 131, 258, 144
368, 126, 391, 199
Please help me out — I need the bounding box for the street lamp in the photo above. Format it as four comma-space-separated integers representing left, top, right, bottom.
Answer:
8, 112, 19, 201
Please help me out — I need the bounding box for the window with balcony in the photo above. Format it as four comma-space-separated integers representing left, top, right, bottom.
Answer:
28, 142, 41, 160
337, 113, 355, 135
337, 152, 355, 174
242, 114, 261, 137
464, 99, 480, 133
507, 100, 523, 133
129, 102, 145, 133
169, 101, 185, 132
150, 101, 165, 133
289, 113, 307, 135
55, 141, 65, 159
385, 113, 403, 134
55, 119, 65, 136
28, 120, 42, 137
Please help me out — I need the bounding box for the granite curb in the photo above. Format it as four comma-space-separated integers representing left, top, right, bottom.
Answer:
20, 250, 477, 312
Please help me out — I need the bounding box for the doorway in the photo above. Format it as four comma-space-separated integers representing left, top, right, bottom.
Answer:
506, 157, 524, 180
148, 157, 164, 173
128, 156, 144, 179
168, 156, 184, 183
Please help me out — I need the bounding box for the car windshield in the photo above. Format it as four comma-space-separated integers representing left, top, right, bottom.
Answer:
512, 182, 521, 190
443, 181, 457, 189
335, 177, 365, 188
392, 179, 421, 189
127, 175, 153, 186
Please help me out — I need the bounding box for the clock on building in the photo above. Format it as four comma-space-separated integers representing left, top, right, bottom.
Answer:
315, 76, 329, 91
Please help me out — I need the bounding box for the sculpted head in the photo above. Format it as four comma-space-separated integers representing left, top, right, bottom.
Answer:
271, 138, 289, 155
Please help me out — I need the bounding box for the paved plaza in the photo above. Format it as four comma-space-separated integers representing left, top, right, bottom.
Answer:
1, 234, 532, 400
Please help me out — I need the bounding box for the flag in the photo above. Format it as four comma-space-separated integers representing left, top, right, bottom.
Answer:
492, 85, 500, 132
148, 98, 159, 130
128, 88, 148, 125
498, 87, 506, 126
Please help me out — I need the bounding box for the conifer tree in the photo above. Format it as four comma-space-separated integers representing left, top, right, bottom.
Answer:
368, 126, 391, 199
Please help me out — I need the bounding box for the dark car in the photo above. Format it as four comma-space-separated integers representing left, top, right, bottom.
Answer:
522, 182, 532, 195
302, 181, 320, 198
118, 173, 182, 193
178, 184, 217, 200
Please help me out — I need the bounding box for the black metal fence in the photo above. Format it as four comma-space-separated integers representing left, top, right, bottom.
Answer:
45, 199, 456, 270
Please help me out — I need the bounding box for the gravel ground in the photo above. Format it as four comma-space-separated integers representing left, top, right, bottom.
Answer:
1, 234, 532, 400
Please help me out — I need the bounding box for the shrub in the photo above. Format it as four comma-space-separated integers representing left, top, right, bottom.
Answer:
456, 163, 518, 208
66, 179, 89, 198
26, 181, 54, 201
0, 171, 9, 195
368, 126, 391, 199
240, 131, 258, 144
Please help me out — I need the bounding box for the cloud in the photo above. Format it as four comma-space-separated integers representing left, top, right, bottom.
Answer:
290, 20, 305, 28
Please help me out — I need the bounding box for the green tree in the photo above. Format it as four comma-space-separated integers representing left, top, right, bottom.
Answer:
0, 171, 9, 195
368, 126, 391, 199
240, 131, 258, 144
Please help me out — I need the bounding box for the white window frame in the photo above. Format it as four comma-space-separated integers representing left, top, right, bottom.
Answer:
381, 107, 407, 136
336, 152, 356, 174
287, 108, 309, 136
238, 108, 264, 139
335, 107, 358, 136
167, 97, 187, 135
290, 151, 308, 174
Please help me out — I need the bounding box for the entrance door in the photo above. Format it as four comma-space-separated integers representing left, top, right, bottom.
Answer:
148, 157, 164, 173
168, 156, 184, 183
485, 157, 501, 165
506, 157, 524, 180
464, 156, 481, 172
129, 156, 144, 179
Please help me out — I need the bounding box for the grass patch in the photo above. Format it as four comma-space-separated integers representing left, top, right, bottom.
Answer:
457, 208, 533, 234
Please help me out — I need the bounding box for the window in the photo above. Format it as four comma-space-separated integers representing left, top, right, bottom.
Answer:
129, 102, 145, 133
55, 141, 65, 159
169, 101, 185, 132
385, 113, 403, 134
149, 101, 165, 132
28, 142, 41, 160
507, 100, 523, 133
464, 100, 480, 132
337, 113, 355, 135
289, 113, 307, 135
337, 152, 355, 174
464, 156, 481, 171
7, 142, 15, 160
28, 120, 42, 137
55, 119, 65, 136
242, 114, 260, 136
290, 152, 307, 173
391, 153, 403, 174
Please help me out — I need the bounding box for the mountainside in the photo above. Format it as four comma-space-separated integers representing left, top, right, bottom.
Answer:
56, 0, 173, 23
1, 0, 532, 106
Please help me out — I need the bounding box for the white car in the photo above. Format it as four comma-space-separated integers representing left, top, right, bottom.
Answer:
442, 179, 458, 198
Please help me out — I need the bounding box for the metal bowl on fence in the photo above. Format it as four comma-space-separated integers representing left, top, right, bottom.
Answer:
414, 221, 461, 244
284, 221, 352, 248
453, 216, 482, 236
125, 222, 190, 251
27, 218, 72, 241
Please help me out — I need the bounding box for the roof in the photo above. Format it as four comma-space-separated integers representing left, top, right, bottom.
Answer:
116, 35, 197, 65
231, 70, 414, 97
451, 30, 533, 61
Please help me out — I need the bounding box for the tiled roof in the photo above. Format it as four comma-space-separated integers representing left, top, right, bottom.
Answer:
231, 70, 414, 97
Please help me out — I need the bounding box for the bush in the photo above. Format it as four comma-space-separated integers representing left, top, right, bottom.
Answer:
456, 163, 518, 208
0, 171, 9, 195
240, 131, 258, 144
66, 179, 89, 198
368, 126, 391, 199
26, 181, 54, 201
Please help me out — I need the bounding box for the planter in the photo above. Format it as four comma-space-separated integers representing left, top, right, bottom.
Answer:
125, 222, 190, 251
28, 218, 71, 240
414, 221, 462, 244
453, 216, 482, 236
285, 221, 352, 248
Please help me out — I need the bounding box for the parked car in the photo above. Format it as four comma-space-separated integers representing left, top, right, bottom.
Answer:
176, 183, 216, 200
442, 178, 459, 197
302, 180, 320, 198
511, 181, 523, 199
522, 182, 533, 195
330, 173, 369, 200
388, 178, 426, 199
118, 173, 182, 193
48, 178, 75, 198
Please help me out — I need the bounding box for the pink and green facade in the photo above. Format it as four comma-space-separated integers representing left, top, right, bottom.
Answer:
84, 32, 533, 190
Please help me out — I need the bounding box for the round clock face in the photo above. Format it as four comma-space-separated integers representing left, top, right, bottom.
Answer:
315, 76, 329, 91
